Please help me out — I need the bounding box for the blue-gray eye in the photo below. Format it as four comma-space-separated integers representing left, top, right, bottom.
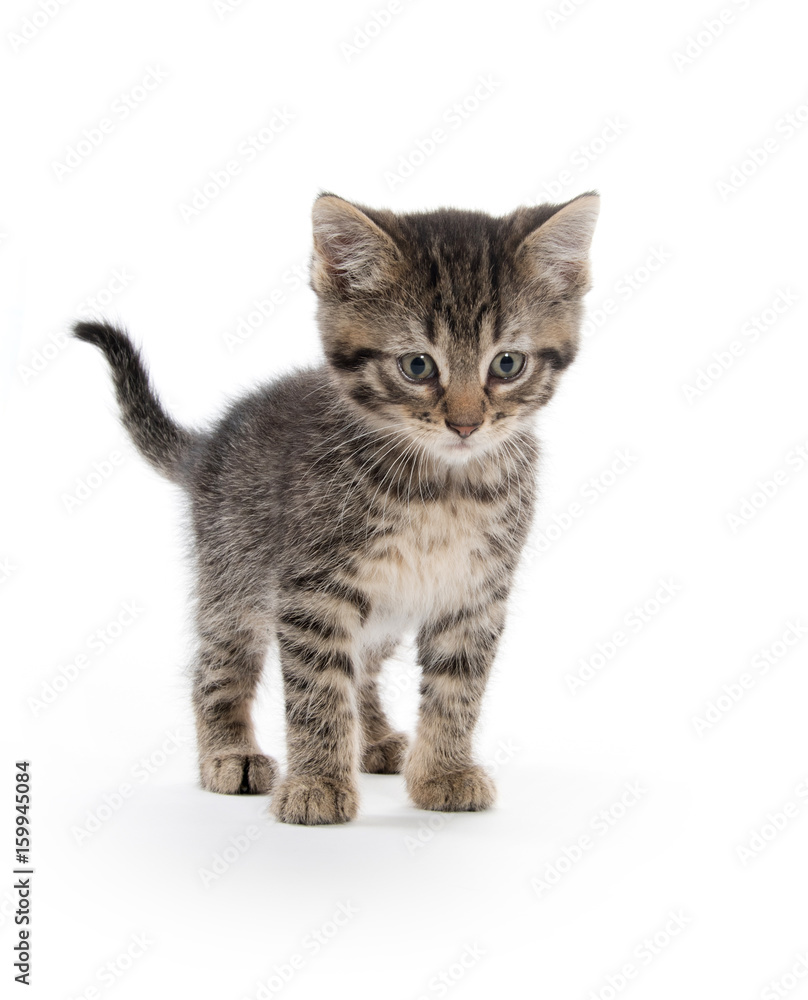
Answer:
489, 351, 525, 379
399, 353, 437, 380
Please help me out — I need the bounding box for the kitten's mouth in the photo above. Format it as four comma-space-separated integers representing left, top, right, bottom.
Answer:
439, 434, 481, 461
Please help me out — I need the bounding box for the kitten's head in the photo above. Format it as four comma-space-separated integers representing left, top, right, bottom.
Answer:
310, 191, 599, 465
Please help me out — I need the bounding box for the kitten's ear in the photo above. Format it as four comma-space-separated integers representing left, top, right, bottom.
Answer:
311, 194, 401, 297
516, 193, 600, 297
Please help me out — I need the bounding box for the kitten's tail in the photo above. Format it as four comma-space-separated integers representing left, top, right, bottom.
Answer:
72, 320, 194, 484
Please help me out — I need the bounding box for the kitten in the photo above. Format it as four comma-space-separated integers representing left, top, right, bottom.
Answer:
73, 191, 599, 825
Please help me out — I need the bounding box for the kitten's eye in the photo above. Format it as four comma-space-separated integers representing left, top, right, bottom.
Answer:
399, 353, 437, 381
489, 352, 525, 379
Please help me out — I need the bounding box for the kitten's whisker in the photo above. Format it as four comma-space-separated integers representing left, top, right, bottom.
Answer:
368, 438, 418, 537
498, 435, 533, 530
334, 428, 413, 547
371, 436, 422, 542
304, 424, 404, 475
381, 440, 422, 535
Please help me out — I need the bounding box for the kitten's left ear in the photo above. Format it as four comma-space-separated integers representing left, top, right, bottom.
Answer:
311, 193, 401, 298
516, 193, 600, 297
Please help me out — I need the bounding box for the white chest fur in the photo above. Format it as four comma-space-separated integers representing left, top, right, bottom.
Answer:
358, 496, 497, 646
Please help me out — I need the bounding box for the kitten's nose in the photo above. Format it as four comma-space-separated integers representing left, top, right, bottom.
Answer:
446, 420, 481, 438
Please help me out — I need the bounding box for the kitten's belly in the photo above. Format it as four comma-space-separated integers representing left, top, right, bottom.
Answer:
357, 500, 493, 644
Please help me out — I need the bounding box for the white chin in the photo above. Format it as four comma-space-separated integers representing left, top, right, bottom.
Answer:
438, 438, 479, 463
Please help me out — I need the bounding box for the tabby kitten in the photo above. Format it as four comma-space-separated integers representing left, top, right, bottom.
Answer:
73, 191, 599, 825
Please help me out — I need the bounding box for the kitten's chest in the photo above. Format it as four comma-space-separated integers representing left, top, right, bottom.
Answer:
358, 496, 500, 637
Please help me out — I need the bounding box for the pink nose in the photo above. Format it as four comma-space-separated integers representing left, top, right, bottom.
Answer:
446, 421, 481, 438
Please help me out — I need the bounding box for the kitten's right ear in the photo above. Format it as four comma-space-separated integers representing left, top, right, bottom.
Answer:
311, 194, 401, 298
515, 193, 600, 298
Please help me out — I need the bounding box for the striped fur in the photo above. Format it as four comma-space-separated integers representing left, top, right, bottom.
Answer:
73, 191, 598, 824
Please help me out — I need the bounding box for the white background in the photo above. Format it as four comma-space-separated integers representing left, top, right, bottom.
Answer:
2, 0, 808, 997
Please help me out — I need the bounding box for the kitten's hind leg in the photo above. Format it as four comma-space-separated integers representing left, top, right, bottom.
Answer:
358, 640, 409, 774
192, 599, 278, 796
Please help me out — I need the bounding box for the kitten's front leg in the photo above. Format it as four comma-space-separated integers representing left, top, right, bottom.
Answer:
405, 604, 506, 812
271, 605, 363, 825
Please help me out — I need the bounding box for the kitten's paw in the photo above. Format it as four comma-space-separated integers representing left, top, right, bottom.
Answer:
407, 765, 495, 812
361, 732, 409, 774
270, 775, 359, 825
200, 752, 279, 795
